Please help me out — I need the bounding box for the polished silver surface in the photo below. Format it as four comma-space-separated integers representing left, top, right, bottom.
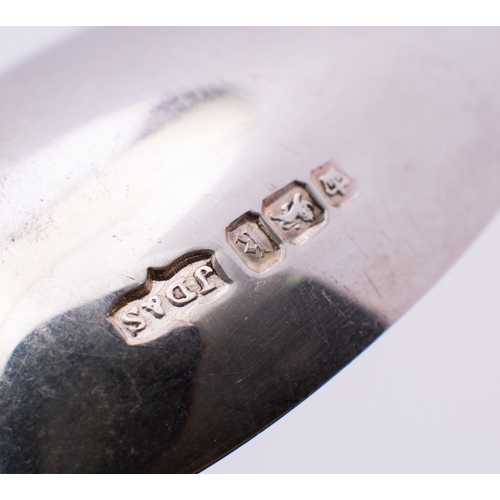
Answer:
1, 27, 500, 473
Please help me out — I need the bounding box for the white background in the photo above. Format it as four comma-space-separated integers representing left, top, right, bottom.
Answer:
1, 27, 499, 474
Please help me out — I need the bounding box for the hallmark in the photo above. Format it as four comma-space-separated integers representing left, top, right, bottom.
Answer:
226, 211, 284, 273
262, 181, 326, 245
107, 251, 231, 345
311, 162, 357, 206
269, 192, 315, 230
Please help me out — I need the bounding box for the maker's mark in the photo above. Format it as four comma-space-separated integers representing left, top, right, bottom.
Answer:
107, 251, 231, 345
